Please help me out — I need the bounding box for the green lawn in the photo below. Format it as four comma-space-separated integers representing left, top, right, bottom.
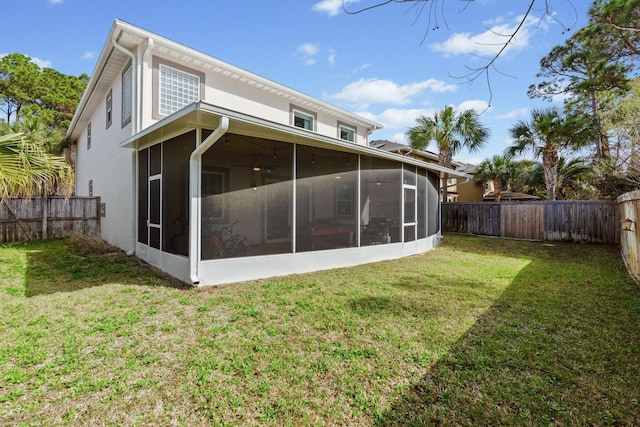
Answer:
1, 235, 639, 426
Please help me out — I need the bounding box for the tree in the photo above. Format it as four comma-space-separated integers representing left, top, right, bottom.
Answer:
590, 0, 640, 59
1, 116, 66, 155
474, 155, 517, 201
0, 53, 88, 131
407, 105, 489, 200
506, 107, 594, 201
528, 25, 631, 160
0, 53, 40, 123
0, 128, 74, 200
520, 157, 594, 199
601, 78, 640, 165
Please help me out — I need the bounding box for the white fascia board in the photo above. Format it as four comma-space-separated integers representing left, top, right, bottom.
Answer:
121, 101, 469, 179
67, 21, 122, 140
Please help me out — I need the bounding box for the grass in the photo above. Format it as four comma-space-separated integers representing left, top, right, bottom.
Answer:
1, 235, 639, 426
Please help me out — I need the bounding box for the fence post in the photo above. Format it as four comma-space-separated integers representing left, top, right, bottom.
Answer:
42, 196, 48, 240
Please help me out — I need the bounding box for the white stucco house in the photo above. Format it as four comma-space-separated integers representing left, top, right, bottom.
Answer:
66, 20, 469, 286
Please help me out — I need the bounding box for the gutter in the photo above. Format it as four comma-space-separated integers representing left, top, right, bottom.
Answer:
189, 116, 229, 285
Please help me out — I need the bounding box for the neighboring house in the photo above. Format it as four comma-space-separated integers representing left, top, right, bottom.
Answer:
455, 163, 486, 202
67, 20, 469, 286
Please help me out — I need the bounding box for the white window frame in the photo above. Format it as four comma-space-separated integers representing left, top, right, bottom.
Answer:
338, 124, 356, 142
87, 121, 91, 150
105, 89, 112, 129
122, 62, 133, 127
292, 108, 315, 131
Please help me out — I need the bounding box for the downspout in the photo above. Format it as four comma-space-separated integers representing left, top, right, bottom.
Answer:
111, 34, 138, 256
189, 116, 229, 285
124, 38, 153, 256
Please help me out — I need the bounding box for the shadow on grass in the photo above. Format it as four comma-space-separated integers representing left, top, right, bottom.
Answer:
22, 238, 189, 297
379, 236, 640, 426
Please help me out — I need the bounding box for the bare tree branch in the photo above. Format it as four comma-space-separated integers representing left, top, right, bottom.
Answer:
342, 0, 577, 105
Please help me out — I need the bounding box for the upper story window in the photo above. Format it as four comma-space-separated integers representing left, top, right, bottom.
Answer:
106, 89, 112, 129
122, 62, 132, 126
159, 64, 200, 116
87, 121, 91, 150
338, 124, 355, 142
292, 108, 315, 131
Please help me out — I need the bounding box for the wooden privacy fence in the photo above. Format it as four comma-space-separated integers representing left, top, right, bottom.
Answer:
618, 190, 640, 283
442, 200, 619, 244
0, 197, 101, 244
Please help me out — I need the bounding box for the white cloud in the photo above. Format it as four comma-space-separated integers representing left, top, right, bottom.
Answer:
80, 51, 96, 60
312, 0, 359, 16
390, 132, 409, 144
457, 100, 491, 114
353, 63, 371, 74
297, 42, 321, 65
0, 53, 51, 68
328, 49, 336, 65
373, 107, 437, 129
359, 100, 492, 136
32, 57, 52, 68
331, 78, 456, 108
482, 16, 505, 26
297, 42, 320, 56
49, 0, 63, 5
430, 14, 537, 58
496, 107, 528, 119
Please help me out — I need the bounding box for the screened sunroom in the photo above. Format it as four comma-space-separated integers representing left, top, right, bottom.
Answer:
124, 103, 464, 286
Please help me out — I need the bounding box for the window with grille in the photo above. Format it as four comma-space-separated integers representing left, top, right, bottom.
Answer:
159, 64, 200, 116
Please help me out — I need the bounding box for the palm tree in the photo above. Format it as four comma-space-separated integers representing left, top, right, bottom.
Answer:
519, 157, 594, 200
0, 130, 74, 201
407, 105, 489, 201
474, 155, 517, 201
3, 116, 67, 154
506, 107, 593, 201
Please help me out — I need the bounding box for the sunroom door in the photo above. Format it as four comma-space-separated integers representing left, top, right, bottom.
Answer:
148, 176, 162, 250
138, 144, 162, 265
403, 185, 417, 243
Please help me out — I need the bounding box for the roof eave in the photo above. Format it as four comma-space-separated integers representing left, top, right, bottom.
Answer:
121, 101, 468, 179
67, 21, 122, 140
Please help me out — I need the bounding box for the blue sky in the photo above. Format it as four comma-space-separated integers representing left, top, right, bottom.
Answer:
4, 0, 592, 164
